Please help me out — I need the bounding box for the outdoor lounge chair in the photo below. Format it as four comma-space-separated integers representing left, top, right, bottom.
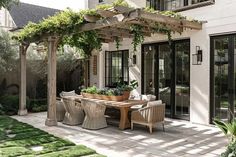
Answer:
62, 97, 84, 125
81, 98, 107, 130
131, 100, 165, 133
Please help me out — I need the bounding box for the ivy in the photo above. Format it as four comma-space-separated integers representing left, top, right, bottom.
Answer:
115, 37, 121, 50
13, 1, 200, 56
130, 24, 144, 52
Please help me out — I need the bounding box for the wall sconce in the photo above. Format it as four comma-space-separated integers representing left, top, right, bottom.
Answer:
192, 46, 203, 65
129, 54, 137, 67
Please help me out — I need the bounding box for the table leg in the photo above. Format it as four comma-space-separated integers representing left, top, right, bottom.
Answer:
119, 107, 130, 130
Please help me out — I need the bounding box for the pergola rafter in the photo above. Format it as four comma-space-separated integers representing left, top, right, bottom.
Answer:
17, 5, 203, 126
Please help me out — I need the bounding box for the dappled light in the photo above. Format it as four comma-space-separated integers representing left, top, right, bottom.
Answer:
13, 112, 227, 157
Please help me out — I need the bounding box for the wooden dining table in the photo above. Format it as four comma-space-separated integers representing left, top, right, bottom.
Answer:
73, 95, 148, 130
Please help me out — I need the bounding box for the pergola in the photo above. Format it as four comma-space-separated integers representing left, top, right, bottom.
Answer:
17, 6, 202, 126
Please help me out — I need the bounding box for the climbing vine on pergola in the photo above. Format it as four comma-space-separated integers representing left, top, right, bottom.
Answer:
14, 0, 202, 126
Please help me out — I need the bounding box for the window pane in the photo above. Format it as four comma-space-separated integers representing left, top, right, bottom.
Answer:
105, 50, 129, 87
143, 45, 156, 95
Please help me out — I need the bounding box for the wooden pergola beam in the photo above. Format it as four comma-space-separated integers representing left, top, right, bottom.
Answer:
80, 9, 140, 32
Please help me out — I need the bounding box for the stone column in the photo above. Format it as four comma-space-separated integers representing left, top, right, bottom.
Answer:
45, 36, 59, 126
18, 44, 29, 116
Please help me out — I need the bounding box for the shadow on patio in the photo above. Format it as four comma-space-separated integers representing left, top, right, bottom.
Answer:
13, 112, 227, 157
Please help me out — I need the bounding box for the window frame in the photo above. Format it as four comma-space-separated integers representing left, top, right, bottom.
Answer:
105, 50, 129, 88
147, 0, 215, 12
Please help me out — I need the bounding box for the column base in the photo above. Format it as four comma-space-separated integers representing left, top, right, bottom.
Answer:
45, 118, 57, 126
18, 109, 28, 116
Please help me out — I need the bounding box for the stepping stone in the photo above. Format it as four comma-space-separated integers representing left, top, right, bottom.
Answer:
30, 146, 44, 151
7, 134, 16, 138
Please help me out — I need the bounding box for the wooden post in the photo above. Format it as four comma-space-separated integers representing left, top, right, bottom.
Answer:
45, 36, 59, 126
18, 44, 29, 116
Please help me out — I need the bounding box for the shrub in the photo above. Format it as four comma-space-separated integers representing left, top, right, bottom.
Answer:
221, 141, 236, 157
27, 99, 47, 112
0, 95, 30, 115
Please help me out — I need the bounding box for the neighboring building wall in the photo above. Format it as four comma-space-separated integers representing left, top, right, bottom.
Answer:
92, 0, 236, 125
0, 8, 16, 30
87, 0, 146, 9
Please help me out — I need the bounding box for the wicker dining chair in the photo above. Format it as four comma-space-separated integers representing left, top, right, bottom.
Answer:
57, 90, 79, 122
62, 97, 84, 125
131, 100, 165, 133
81, 99, 107, 130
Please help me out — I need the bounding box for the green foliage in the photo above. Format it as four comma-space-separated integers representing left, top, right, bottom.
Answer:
81, 86, 98, 94
221, 140, 236, 157
61, 31, 101, 57
115, 37, 121, 50
214, 118, 236, 157
0, 95, 30, 115
118, 80, 138, 92
0, 116, 104, 157
0, 29, 18, 75
0, 0, 18, 9
214, 118, 236, 142
130, 24, 144, 52
27, 99, 47, 113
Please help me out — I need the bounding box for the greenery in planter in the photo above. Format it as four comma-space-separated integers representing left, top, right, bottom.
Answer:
118, 80, 139, 92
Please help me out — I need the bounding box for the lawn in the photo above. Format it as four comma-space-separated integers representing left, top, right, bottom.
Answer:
0, 116, 105, 157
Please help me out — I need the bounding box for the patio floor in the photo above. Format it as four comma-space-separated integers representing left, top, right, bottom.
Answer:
12, 112, 227, 157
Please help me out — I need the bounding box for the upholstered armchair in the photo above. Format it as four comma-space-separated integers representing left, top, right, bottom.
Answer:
62, 97, 84, 125
81, 99, 107, 130
131, 100, 165, 133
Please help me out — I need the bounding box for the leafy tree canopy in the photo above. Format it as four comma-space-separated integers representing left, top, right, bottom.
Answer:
0, 29, 18, 74
0, 0, 19, 9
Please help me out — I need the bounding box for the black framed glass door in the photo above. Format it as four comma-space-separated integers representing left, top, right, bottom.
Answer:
142, 39, 190, 120
210, 35, 236, 122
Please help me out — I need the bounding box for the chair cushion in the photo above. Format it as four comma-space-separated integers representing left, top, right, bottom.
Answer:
142, 95, 156, 101
60, 90, 76, 97
147, 100, 162, 107
130, 105, 143, 110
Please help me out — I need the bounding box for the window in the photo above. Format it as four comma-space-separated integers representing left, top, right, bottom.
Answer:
99, 0, 104, 3
105, 50, 129, 87
147, 0, 214, 11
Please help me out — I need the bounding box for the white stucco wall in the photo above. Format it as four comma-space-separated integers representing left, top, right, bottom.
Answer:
91, 0, 236, 125
0, 8, 16, 30
87, 0, 146, 9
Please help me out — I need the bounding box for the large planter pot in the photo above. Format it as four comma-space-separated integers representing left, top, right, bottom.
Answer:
123, 91, 130, 100
81, 92, 124, 101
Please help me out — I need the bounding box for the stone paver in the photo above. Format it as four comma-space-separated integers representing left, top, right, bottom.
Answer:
12, 112, 228, 157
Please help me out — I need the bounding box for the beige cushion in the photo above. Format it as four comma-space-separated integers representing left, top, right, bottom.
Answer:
147, 100, 162, 107
60, 90, 76, 97
142, 95, 156, 101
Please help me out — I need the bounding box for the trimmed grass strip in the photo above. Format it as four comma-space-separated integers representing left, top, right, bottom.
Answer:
0, 116, 105, 157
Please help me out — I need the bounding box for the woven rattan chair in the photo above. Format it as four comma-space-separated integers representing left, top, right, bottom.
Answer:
81, 99, 107, 130
62, 97, 84, 125
58, 90, 79, 122
56, 98, 66, 122
131, 100, 165, 133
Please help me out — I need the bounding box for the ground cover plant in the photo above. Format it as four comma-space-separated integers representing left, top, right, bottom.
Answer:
0, 116, 105, 157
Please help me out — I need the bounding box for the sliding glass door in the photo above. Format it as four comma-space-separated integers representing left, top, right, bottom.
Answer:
142, 39, 190, 119
211, 35, 236, 122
